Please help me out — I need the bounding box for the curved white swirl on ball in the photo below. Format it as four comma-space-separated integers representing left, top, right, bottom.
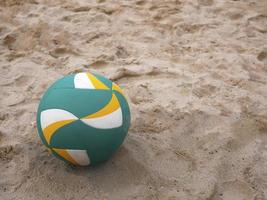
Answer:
40, 109, 78, 144
81, 93, 123, 129
53, 148, 90, 166
74, 73, 95, 89
81, 108, 122, 129
74, 72, 109, 90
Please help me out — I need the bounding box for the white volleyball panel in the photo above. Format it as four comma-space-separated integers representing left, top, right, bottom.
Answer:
81, 108, 123, 129
40, 109, 78, 129
67, 149, 90, 166
74, 73, 94, 89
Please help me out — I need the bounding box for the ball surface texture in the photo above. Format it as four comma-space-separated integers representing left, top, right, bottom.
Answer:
36, 72, 130, 166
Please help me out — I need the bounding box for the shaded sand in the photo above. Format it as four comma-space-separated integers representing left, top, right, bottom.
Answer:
1, 0, 267, 199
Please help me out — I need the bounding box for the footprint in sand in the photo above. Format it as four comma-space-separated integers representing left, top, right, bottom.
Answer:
115, 46, 129, 59
176, 23, 206, 35
248, 14, 267, 33
136, 0, 146, 6
257, 49, 267, 62
88, 60, 108, 68
0, 145, 14, 162
49, 47, 78, 58
3, 34, 16, 50
72, 6, 91, 13
0, 112, 8, 122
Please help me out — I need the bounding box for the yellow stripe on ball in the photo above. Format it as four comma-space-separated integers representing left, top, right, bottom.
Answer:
82, 93, 120, 119
43, 119, 76, 144
86, 72, 109, 90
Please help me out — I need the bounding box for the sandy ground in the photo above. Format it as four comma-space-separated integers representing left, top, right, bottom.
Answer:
1, 0, 267, 199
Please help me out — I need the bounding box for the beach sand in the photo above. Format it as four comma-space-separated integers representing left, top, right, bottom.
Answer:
1, 0, 267, 199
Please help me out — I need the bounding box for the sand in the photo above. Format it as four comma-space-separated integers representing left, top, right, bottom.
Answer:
1, 0, 267, 199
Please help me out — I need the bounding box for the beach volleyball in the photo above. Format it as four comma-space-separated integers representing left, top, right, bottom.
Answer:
36, 72, 130, 166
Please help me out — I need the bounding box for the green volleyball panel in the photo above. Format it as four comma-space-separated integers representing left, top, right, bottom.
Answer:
39, 89, 112, 118
47, 75, 75, 90
113, 91, 131, 131
50, 120, 126, 164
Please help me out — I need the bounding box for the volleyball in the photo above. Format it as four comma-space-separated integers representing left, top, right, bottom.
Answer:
36, 72, 131, 166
